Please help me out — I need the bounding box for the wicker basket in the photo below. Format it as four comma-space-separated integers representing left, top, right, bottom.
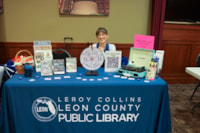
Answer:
14, 50, 33, 74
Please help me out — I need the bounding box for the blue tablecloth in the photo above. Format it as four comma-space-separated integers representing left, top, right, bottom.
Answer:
0, 68, 171, 133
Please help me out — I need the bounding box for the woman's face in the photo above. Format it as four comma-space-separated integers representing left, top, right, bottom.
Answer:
96, 32, 109, 44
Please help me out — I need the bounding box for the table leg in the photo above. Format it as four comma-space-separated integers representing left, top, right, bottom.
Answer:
192, 102, 200, 113
189, 81, 200, 101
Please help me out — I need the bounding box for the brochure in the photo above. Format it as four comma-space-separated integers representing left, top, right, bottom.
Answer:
53, 59, 65, 74
104, 51, 122, 72
145, 61, 157, 80
66, 57, 77, 73
40, 60, 53, 76
33, 40, 53, 72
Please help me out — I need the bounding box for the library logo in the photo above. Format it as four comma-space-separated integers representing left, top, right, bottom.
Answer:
32, 97, 58, 122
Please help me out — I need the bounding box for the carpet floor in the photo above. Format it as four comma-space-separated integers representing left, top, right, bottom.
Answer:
169, 84, 200, 133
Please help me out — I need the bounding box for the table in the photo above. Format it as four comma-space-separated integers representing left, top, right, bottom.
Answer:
185, 67, 200, 101
0, 68, 171, 133
185, 67, 200, 80
185, 67, 200, 112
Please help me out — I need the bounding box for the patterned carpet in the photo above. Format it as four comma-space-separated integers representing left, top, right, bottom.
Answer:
169, 84, 200, 133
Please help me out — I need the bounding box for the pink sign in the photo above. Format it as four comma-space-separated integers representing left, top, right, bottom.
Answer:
133, 34, 155, 50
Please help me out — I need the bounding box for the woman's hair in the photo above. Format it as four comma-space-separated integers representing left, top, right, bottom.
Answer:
96, 27, 108, 36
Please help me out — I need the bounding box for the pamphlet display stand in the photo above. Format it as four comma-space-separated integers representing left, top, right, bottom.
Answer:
33, 41, 53, 72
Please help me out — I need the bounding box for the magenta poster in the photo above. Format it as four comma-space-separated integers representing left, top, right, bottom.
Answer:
133, 34, 155, 50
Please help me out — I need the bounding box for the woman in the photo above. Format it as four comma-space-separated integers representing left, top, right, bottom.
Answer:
92, 27, 116, 52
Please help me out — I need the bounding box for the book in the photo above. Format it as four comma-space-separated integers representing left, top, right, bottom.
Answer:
145, 61, 157, 80
104, 51, 122, 72
53, 59, 65, 74
33, 41, 53, 72
40, 60, 53, 76
155, 50, 165, 73
66, 57, 77, 73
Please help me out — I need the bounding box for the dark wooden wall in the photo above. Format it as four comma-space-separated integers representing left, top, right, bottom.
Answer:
162, 24, 200, 84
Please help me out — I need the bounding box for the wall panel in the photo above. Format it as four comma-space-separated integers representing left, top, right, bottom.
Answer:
162, 24, 200, 84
